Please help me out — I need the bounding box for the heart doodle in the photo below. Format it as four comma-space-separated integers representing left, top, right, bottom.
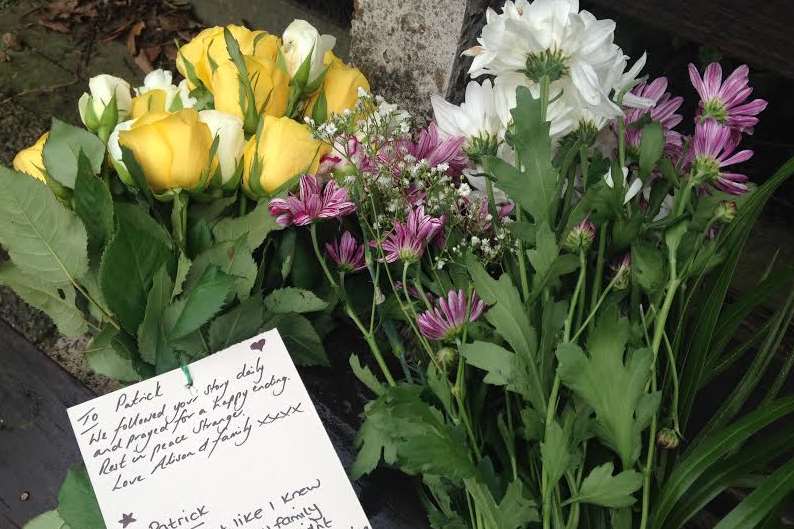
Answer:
250, 338, 267, 351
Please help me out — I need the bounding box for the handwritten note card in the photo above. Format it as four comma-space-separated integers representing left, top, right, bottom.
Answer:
67, 330, 371, 529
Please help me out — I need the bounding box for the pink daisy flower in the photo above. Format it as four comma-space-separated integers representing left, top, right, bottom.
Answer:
325, 231, 366, 272
378, 206, 444, 263
692, 119, 753, 195
624, 77, 684, 155
268, 175, 356, 226
688, 63, 768, 132
417, 289, 485, 341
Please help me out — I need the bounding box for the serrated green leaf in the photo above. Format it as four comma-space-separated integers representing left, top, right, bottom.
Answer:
209, 295, 266, 352
23, 510, 70, 529
556, 307, 656, 467
165, 265, 235, 340
172, 251, 191, 301
0, 166, 88, 287
137, 265, 173, 365
639, 121, 664, 181
57, 466, 104, 529
43, 118, 104, 188
265, 313, 329, 366
213, 200, 282, 251
460, 340, 532, 400
99, 203, 172, 333
264, 287, 328, 314
349, 353, 385, 396
73, 152, 113, 259
632, 241, 666, 293
571, 462, 642, 508
186, 238, 257, 300
541, 419, 571, 490
85, 326, 142, 382
0, 262, 87, 336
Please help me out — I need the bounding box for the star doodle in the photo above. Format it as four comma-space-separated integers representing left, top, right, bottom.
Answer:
118, 512, 136, 528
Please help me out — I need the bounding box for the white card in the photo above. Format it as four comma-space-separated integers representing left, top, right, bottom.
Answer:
67, 329, 371, 529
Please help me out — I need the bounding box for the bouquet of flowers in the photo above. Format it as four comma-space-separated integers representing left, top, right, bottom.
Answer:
3, 20, 370, 384
266, 2, 793, 529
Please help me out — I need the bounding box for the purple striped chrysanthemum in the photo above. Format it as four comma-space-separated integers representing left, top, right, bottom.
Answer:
378, 206, 444, 263
325, 231, 366, 272
417, 289, 485, 341
692, 119, 753, 195
624, 77, 684, 155
269, 174, 356, 226
689, 63, 767, 132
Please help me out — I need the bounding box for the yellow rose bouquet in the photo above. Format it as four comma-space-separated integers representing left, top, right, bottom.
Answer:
0, 20, 370, 383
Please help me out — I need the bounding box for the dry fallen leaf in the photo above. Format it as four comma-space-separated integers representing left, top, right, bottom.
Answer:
0, 50, 10, 63
38, 18, 71, 33
1, 33, 21, 51
126, 20, 145, 56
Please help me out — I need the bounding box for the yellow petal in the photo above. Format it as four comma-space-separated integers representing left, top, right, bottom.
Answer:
12, 132, 49, 182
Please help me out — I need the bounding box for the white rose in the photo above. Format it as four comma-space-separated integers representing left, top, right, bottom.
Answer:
78, 74, 132, 132
107, 119, 135, 186
199, 110, 245, 185
281, 19, 336, 85
136, 69, 197, 112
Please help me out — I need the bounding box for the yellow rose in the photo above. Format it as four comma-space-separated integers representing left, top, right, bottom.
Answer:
13, 132, 48, 182
119, 109, 212, 193
177, 25, 280, 92
242, 115, 330, 197
211, 56, 289, 120
307, 60, 370, 118
129, 90, 169, 119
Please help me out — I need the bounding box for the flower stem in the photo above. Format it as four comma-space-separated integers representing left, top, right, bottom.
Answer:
345, 303, 396, 387
310, 223, 338, 289
588, 222, 609, 332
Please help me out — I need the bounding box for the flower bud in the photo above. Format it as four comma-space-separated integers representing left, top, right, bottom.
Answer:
715, 200, 737, 224
657, 428, 680, 449
435, 347, 458, 372
77, 74, 132, 134
563, 217, 596, 253
198, 110, 245, 188
130, 69, 196, 119
13, 132, 49, 182
107, 120, 135, 186
281, 19, 336, 88
211, 56, 289, 120
611, 254, 631, 290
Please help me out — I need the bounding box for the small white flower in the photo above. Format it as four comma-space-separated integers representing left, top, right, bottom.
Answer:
198, 110, 245, 185
78, 74, 132, 130
281, 20, 336, 84
458, 183, 472, 197
136, 69, 196, 111
107, 119, 134, 183
431, 78, 504, 142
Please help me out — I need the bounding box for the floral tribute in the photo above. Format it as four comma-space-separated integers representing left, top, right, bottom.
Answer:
6, 2, 794, 529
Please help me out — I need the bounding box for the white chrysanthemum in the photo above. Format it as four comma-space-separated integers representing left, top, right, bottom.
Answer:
136, 69, 196, 111
465, 0, 648, 132
431, 79, 505, 143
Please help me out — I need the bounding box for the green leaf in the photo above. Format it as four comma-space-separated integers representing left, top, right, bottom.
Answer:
460, 341, 533, 400
631, 241, 666, 293
165, 265, 236, 340
264, 287, 328, 314
0, 262, 87, 337
466, 478, 538, 529
23, 510, 70, 529
73, 152, 113, 259
540, 419, 571, 490
0, 166, 88, 287
172, 251, 191, 300
653, 396, 794, 529
57, 466, 104, 529
528, 222, 579, 299
713, 457, 794, 529
43, 118, 104, 188
639, 121, 664, 181
99, 203, 172, 333
570, 462, 642, 508
349, 353, 385, 396
556, 308, 656, 467
485, 85, 558, 224
266, 313, 329, 366
137, 265, 173, 365
208, 295, 266, 352
186, 238, 257, 300
85, 326, 143, 382
213, 200, 282, 251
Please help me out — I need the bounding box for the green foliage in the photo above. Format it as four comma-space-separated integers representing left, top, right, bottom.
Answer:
86, 326, 142, 382
57, 466, 104, 529
631, 241, 666, 293
540, 419, 571, 491
571, 463, 642, 508
23, 510, 70, 529
209, 296, 266, 352
349, 354, 385, 396
265, 312, 329, 366
137, 265, 173, 365
43, 118, 104, 188
164, 265, 236, 340
638, 122, 664, 181
264, 287, 329, 314
100, 203, 172, 333
0, 167, 88, 287
73, 153, 113, 260
556, 308, 659, 468
213, 200, 282, 251
187, 237, 257, 300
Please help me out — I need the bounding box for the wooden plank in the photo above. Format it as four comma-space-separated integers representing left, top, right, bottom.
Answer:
585, 0, 794, 79
0, 321, 94, 528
